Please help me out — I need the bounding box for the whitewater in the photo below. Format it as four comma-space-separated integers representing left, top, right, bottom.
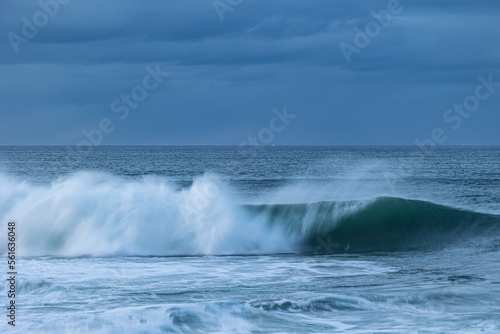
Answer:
0, 146, 499, 333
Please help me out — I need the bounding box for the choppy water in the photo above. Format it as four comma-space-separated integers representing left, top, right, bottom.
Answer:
1, 146, 499, 333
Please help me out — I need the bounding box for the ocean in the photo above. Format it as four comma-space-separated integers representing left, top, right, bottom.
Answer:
1, 146, 499, 333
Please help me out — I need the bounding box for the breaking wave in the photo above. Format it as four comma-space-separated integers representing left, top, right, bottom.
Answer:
0, 172, 498, 256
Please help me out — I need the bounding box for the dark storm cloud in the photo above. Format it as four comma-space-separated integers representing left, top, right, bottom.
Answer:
0, 0, 499, 145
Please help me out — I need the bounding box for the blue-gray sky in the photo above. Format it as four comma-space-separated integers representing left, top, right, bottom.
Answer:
1, 0, 499, 145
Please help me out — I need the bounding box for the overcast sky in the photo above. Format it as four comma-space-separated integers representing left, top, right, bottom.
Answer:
1, 0, 499, 145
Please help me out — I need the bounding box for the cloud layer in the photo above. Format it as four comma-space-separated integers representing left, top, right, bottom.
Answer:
1, 0, 499, 145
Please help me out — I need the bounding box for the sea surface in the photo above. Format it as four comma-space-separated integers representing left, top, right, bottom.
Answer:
1, 146, 499, 333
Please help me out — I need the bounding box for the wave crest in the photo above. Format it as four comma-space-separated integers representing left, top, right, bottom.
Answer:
0, 172, 497, 256
247, 197, 500, 252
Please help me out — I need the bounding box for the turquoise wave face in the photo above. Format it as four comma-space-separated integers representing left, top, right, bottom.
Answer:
245, 197, 500, 252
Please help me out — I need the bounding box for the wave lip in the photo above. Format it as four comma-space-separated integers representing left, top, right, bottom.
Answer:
246, 197, 500, 253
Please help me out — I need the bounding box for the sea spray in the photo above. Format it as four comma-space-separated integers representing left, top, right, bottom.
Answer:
1, 171, 498, 257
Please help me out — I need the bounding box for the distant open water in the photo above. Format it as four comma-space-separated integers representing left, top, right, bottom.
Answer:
1, 146, 499, 333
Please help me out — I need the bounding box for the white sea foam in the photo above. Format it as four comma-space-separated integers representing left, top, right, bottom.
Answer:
0, 172, 296, 256
0, 171, 496, 257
